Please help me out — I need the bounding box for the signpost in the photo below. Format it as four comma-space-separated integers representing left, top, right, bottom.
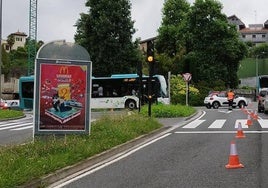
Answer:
33, 40, 91, 136
182, 73, 192, 106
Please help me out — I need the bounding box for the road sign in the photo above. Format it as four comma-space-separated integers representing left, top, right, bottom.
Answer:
183, 73, 192, 82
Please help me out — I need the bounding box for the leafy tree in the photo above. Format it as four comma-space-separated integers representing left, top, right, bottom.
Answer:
186, 0, 247, 88
156, 0, 190, 57
75, 0, 141, 76
1, 45, 11, 78
155, 0, 190, 76
156, 0, 247, 88
250, 43, 268, 58
6, 34, 15, 50
9, 47, 28, 77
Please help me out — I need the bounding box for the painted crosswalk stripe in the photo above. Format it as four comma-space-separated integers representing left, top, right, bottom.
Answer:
257, 119, 268, 128
0, 122, 30, 128
208, 119, 226, 128
182, 119, 205, 128
0, 122, 33, 131
11, 125, 33, 131
235, 120, 249, 128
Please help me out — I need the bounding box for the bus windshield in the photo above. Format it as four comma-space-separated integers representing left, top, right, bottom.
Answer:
156, 75, 168, 97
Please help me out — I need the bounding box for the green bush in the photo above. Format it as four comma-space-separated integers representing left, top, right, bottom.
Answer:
170, 74, 200, 105
140, 103, 196, 118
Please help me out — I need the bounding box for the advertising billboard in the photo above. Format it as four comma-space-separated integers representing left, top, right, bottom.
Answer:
34, 59, 91, 134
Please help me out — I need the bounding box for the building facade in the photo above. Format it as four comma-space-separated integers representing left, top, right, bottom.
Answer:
228, 15, 268, 45
1, 31, 27, 52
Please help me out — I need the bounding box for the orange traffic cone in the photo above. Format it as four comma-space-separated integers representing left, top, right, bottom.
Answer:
235, 122, 246, 139
225, 141, 244, 169
246, 114, 253, 126
253, 110, 259, 120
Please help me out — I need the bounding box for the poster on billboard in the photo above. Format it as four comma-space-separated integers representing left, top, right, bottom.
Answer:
34, 59, 91, 134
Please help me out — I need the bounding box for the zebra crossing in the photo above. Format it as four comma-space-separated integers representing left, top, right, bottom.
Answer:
0, 119, 33, 131
0, 120, 33, 131
181, 118, 268, 129
0, 118, 97, 132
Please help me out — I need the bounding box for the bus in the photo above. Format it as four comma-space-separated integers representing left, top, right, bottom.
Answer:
19, 75, 35, 109
19, 74, 169, 110
258, 75, 268, 92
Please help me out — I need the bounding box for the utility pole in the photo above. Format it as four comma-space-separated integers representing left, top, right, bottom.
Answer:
146, 40, 154, 117
28, 0, 37, 75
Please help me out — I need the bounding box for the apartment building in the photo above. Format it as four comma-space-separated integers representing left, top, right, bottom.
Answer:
228, 15, 268, 45
1, 31, 27, 52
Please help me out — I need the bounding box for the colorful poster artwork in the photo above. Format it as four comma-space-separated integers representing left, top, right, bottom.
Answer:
39, 63, 87, 130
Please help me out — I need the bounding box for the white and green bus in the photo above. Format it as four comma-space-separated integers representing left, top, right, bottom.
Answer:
91, 74, 169, 109
19, 74, 169, 110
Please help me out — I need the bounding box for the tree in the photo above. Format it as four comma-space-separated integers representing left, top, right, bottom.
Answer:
156, 0, 190, 57
186, 0, 247, 88
6, 34, 15, 50
74, 0, 141, 76
9, 47, 28, 77
1, 45, 11, 78
250, 43, 268, 58
155, 0, 190, 76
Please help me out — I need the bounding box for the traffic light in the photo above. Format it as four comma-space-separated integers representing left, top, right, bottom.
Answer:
146, 40, 154, 62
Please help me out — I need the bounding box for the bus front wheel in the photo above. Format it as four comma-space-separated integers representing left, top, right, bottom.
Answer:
125, 100, 136, 110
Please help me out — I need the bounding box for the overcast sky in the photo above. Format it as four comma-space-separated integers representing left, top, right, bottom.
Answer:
1, 0, 267, 43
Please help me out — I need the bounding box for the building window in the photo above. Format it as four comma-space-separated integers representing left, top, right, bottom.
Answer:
242, 35, 245, 38
252, 35, 256, 38
262, 34, 266, 38
15, 37, 22, 41
5, 45, 9, 51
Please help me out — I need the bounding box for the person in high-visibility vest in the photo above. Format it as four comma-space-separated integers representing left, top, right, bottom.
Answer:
227, 89, 235, 110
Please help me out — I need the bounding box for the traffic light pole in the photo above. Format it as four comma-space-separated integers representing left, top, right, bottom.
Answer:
148, 62, 152, 117
146, 40, 154, 117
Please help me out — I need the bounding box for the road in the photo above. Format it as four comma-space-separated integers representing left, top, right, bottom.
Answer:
49, 104, 268, 188
0, 112, 33, 145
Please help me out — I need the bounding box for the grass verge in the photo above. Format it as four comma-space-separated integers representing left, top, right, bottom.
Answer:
0, 109, 24, 120
0, 113, 163, 187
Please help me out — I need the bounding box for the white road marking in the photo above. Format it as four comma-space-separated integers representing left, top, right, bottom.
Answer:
208, 119, 226, 128
218, 110, 232, 113
235, 120, 249, 128
182, 119, 205, 128
49, 133, 172, 188
0, 122, 33, 131
175, 131, 268, 134
11, 125, 33, 131
258, 119, 268, 128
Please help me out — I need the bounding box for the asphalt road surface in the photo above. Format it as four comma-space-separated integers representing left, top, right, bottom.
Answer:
50, 104, 268, 188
